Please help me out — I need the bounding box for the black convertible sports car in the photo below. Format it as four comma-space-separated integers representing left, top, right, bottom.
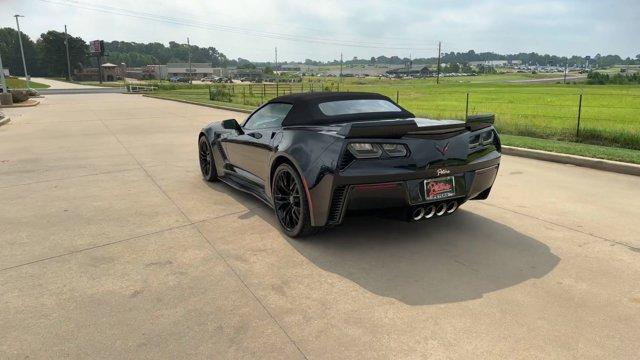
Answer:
198, 92, 500, 237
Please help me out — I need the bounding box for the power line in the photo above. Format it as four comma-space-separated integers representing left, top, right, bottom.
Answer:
37, 0, 439, 51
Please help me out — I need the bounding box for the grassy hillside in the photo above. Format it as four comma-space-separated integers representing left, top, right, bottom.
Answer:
5, 77, 50, 89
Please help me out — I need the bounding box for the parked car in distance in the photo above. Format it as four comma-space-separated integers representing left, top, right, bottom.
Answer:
169, 76, 190, 83
201, 76, 220, 82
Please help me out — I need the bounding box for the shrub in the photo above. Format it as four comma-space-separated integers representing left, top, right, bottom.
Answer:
11, 90, 29, 103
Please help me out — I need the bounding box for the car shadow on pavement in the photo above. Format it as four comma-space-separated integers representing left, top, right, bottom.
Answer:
207, 182, 560, 306
283, 210, 560, 306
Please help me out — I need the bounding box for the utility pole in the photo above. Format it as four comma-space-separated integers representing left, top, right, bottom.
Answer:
14, 15, 30, 89
275, 47, 278, 93
187, 37, 192, 84
436, 41, 441, 85
340, 52, 343, 81
64, 25, 72, 81
0, 51, 6, 93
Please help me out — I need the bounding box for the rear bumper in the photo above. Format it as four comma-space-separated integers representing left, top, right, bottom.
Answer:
308, 156, 500, 226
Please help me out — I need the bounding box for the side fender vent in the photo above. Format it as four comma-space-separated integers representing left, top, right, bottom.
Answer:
328, 186, 348, 225
338, 151, 355, 170
216, 142, 227, 160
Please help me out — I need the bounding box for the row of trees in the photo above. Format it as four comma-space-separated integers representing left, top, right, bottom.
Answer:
105, 40, 228, 67
301, 50, 640, 68
0, 27, 85, 78
587, 72, 640, 85
0, 27, 229, 77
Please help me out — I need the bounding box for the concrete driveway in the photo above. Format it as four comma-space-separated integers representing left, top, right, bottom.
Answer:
1, 94, 639, 359
24, 77, 102, 89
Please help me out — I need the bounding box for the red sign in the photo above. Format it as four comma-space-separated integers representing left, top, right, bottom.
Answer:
90, 40, 104, 55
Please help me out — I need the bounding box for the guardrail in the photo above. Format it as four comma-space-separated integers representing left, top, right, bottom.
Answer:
127, 84, 158, 93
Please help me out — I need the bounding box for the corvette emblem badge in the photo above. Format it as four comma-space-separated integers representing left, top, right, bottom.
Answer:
435, 142, 449, 156
436, 168, 450, 176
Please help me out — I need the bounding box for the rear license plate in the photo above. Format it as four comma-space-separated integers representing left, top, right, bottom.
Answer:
424, 176, 456, 200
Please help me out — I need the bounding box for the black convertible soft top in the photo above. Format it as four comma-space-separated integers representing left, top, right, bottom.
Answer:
269, 92, 415, 126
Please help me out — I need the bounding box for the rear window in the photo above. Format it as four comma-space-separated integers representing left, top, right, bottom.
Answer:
318, 99, 402, 116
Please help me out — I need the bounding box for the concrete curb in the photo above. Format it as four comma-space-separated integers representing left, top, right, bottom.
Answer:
143, 95, 639, 177
143, 94, 253, 114
502, 146, 640, 177
0, 100, 40, 108
0, 116, 11, 127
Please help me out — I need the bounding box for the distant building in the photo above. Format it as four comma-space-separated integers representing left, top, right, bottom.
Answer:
73, 63, 125, 81
385, 65, 432, 77
230, 69, 264, 81
2, 68, 9, 77
166, 63, 228, 79
469, 60, 522, 67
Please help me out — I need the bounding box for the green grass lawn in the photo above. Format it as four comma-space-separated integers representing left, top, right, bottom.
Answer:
501, 135, 640, 164
6, 77, 50, 89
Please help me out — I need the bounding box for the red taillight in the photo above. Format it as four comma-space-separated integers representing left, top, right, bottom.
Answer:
352, 182, 400, 191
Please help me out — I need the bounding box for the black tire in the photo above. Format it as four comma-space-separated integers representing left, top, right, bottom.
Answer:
199, 136, 219, 182
272, 163, 319, 238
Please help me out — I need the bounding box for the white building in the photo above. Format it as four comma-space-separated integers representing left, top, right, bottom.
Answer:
166, 63, 229, 79
469, 60, 522, 67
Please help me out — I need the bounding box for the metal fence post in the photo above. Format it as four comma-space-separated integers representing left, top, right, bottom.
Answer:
396, 90, 399, 104
208, 85, 211, 100
576, 94, 583, 138
465, 92, 469, 120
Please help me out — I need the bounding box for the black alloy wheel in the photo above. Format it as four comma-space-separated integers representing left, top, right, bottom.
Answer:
272, 163, 317, 237
199, 136, 218, 181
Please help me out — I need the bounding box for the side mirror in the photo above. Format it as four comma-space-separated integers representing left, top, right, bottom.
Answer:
222, 119, 244, 134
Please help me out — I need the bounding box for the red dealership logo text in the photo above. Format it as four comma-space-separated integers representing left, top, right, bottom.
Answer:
427, 181, 453, 197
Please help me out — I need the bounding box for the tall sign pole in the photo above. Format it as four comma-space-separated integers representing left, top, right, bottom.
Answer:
64, 25, 72, 81
436, 41, 441, 85
14, 15, 30, 89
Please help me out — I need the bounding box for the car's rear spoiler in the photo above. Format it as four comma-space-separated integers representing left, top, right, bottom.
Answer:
465, 113, 495, 131
337, 114, 495, 138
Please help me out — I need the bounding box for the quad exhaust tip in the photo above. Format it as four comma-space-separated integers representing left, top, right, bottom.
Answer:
424, 205, 436, 219
436, 203, 447, 216
446, 201, 458, 214
411, 207, 426, 221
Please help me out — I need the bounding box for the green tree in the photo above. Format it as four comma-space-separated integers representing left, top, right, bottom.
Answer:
0, 27, 40, 76
36, 30, 87, 77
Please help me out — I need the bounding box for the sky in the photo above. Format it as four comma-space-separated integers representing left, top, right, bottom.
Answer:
1, 0, 638, 62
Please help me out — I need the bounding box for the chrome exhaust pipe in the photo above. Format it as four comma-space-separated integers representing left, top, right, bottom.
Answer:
411, 207, 426, 221
435, 203, 447, 216
424, 205, 436, 219
446, 201, 458, 214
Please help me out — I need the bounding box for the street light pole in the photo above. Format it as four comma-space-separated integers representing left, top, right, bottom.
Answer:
64, 25, 72, 81
187, 37, 192, 84
0, 51, 6, 93
14, 15, 30, 89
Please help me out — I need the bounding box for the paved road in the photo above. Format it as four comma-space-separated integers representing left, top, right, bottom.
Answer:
1, 94, 639, 359
26, 77, 102, 89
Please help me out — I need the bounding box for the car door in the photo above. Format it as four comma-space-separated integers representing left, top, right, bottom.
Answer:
222, 102, 292, 185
